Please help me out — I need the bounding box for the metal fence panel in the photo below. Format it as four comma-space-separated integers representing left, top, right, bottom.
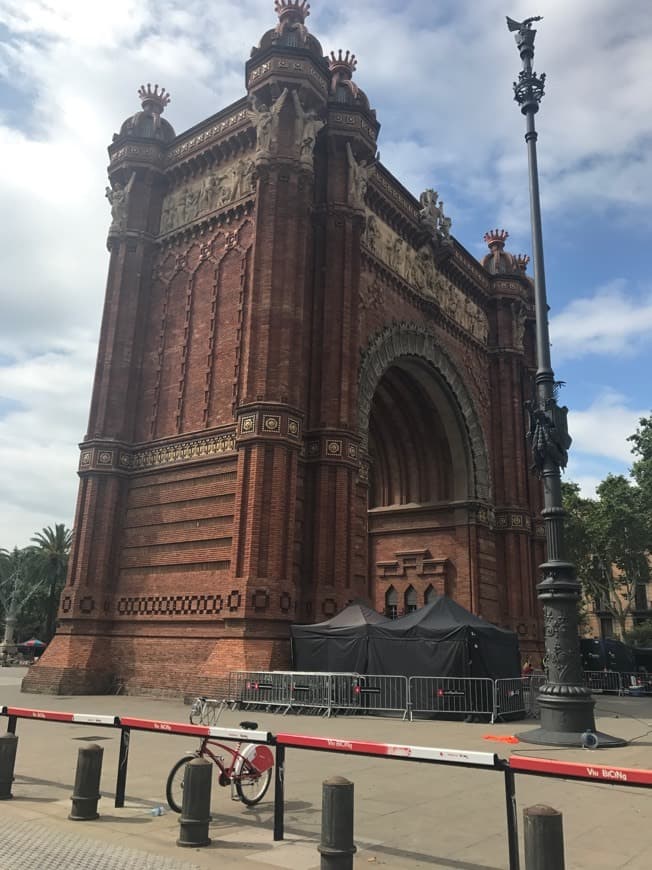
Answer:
526, 674, 546, 719
287, 673, 332, 715
409, 676, 494, 721
583, 670, 621, 694
619, 672, 652, 695
330, 674, 409, 718
493, 677, 529, 721
229, 671, 292, 711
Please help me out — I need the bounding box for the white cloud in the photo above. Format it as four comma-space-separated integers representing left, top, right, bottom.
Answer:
550, 280, 652, 361
568, 391, 646, 465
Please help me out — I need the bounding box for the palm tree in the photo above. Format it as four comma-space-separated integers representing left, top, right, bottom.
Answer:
29, 524, 73, 642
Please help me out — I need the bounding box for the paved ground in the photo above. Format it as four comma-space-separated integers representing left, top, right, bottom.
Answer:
1, 667, 651, 868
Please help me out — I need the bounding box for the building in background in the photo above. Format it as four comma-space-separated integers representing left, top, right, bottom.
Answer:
24, 1, 545, 696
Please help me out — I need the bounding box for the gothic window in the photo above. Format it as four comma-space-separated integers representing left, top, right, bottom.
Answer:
425, 584, 437, 605
405, 585, 417, 614
385, 586, 398, 620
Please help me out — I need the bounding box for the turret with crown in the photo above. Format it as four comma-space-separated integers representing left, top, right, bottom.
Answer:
481, 229, 529, 275
116, 83, 175, 143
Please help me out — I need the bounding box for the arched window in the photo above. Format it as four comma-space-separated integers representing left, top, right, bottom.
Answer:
385, 586, 398, 620
425, 585, 438, 605
405, 585, 418, 614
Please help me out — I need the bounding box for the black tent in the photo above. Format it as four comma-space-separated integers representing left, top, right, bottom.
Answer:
367, 597, 520, 679
291, 601, 387, 673
580, 637, 636, 673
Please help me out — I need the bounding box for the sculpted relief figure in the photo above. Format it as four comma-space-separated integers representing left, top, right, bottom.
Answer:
106, 172, 135, 234
346, 142, 372, 210
419, 187, 452, 243
292, 90, 325, 165
248, 88, 289, 158
364, 214, 379, 253
512, 300, 527, 350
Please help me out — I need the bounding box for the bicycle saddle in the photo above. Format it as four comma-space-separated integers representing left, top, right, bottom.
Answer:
239, 720, 258, 730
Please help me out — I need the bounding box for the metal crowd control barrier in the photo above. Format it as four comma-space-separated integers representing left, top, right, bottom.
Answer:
583, 670, 621, 694
330, 674, 409, 719
409, 676, 494, 721
229, 671, 291, 713
526, 674, 545, 719
286, 672, 332, 715
493, 677, 529, 722
619, 672, 652, 696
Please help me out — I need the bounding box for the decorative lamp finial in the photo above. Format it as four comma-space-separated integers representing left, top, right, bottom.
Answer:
138, 83, 171, 114
274, 0, 310, 24
515, 253, 530, 273
483, 229, 509, 250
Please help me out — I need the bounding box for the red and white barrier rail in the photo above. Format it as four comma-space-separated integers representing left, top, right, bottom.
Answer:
276, 732, 498, 767
510, 755, 652, 788
3, 706, 118, 726
119, 715, 272, 744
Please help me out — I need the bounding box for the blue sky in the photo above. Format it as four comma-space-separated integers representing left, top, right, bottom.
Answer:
0, 0, 651, 546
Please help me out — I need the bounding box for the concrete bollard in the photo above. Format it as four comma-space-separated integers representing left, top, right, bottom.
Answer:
69, 743, 103, 820
318, 776, 357, 869
177, 757, 212, 848
0, 733, 19, 800
524, 804, 565, 870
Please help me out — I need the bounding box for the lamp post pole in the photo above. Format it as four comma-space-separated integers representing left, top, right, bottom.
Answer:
508, 15, 622, 746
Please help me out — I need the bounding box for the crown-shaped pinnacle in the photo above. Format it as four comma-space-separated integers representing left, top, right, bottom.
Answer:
138, 83, 171, 113
515, 254, 530, 272
483, 228, 509, 249
274, 0, 310, 22
329, 50, 357, 77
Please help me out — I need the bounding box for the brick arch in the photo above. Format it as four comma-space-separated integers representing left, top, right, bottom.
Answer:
358, 323, 491, 501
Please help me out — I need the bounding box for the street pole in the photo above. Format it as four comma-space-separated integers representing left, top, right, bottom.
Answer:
507, 15, 622, 746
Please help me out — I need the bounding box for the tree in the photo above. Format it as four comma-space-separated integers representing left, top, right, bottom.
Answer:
28, 524, 72, 642
561, 477, 650, 638
624, 620, 652, 648
629, 414, 652, 526
0, 546, 44, 651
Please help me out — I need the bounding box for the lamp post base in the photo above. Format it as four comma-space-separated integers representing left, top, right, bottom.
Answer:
518, 694, 626, 747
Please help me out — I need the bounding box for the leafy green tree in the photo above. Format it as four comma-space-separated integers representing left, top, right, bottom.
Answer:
28, 524, 72, 642
562, 476, 650, 638
624, 619, 652, 648
629, 414, 652, 526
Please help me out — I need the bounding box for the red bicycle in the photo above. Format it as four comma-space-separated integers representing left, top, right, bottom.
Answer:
165, 698, 274, 813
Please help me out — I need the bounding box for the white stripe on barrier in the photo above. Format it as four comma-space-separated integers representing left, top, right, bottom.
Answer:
208, 726, 272, 743
276, 733, 497, 767
72, 714, 118, 726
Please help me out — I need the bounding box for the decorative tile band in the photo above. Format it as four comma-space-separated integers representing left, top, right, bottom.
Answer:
79, 432, 237, 474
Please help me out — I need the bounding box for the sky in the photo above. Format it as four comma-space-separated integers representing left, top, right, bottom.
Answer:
0, 0, 651, 548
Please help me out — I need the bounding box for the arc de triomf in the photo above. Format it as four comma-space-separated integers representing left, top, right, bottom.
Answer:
26, 1, 545, 696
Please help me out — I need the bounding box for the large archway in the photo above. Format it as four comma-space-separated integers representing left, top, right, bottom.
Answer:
359, 325, 491, 616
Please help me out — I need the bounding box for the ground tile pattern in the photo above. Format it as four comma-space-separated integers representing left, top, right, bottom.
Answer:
0, 818, 203, 870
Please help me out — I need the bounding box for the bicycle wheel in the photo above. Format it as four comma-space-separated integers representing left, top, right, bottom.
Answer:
234, 744, 274, 806
166, 755, 198, 813
235, 765, 272, 806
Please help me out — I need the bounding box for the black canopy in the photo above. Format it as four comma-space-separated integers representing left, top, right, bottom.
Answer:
290, 601, 387, 673
367, 597, 520, 679
580, 637, 636, 673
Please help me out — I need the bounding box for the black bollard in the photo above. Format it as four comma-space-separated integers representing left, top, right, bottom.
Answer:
69, 743, 103, 820
524, 805, 565, 870
0, 733, 18, 800
177, 757, 212, 848
318, 776, 357, 869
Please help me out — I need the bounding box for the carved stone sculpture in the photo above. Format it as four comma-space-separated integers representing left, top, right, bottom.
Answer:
512, 300, 527, 350
106, 172, 135, 234
418, 188, 452, 243
346, 142, 372, 210
292, 90, 325, 165
248, 88, 289, 158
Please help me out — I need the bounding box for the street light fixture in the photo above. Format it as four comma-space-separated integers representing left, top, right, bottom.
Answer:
507, 15, 623, 746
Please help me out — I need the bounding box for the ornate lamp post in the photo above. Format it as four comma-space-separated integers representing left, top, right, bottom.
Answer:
508, 16, 622, 746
